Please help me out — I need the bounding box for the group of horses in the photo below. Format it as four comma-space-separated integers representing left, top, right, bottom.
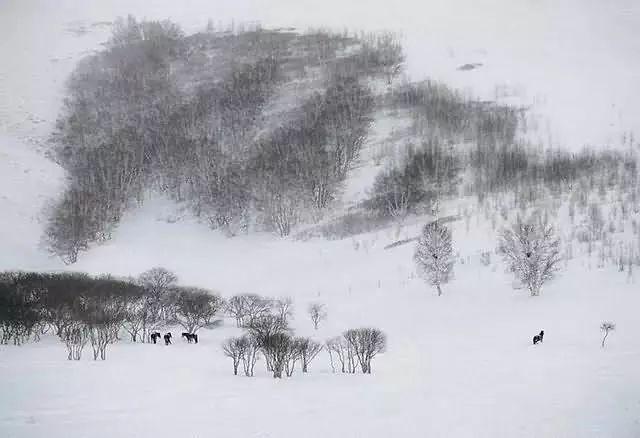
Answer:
149, 332, 198, 345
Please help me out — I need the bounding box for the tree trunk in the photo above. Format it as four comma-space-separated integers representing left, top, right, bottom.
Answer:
436, 284, 442, 296
601, 332, 608, 348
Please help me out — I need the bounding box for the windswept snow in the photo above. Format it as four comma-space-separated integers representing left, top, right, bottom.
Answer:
1, 1, 640, 437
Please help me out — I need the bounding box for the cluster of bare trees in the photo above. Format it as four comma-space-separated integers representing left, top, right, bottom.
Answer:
222, 298, 385, 378
326, 328, 387, 374
223, 295, 325, 378
250, 74, 374, 234
46, 19, 403, 262
45, 17, 185, 264
0, 268, 225, 359
367, 141, 460, 220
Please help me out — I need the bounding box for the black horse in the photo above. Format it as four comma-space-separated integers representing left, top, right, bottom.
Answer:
164, 332, 172, 345
182, 332, 198, 344
533, 330, 544, 345
150, 332, 161, 344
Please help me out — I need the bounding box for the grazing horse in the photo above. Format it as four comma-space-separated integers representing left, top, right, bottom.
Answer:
182, 332, 198, 344
150, 332, 161, 344
533, 330, 544, 345
164, 332, 172, 345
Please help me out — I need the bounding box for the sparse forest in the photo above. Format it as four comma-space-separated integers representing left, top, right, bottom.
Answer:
45, 17, 401, 261
44, 16, 640, 279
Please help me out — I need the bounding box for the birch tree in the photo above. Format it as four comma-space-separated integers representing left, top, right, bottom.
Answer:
414, 220, 454, 296
498, 218, 561, 296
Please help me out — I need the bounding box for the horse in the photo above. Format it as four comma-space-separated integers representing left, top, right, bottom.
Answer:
182, 332, 198, 344
533, 330, 544, 345
164, 332, 172, 345
150, 332, 161, 344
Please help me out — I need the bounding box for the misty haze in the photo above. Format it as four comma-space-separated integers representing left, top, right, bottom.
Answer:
1, 1, 640, 437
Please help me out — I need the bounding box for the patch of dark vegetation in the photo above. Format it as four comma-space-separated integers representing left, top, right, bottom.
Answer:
46, 15, 640, 254
364, 79, 638, 227
365, 141, 460, 219
469, 145, 639, 201
46, 17, 402, 262
388, 80, 520, 145
457, 62, 482, 71
295, 209, 392, 240
0, 268, 223, 356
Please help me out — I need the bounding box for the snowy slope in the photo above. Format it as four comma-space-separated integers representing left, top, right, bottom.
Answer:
1, 199, 640, 437
0, 132, 63, 270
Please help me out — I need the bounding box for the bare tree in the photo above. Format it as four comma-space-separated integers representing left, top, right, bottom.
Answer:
242, 294, 273, 327
83, 294, 126, 360
261, 333, 294, 378
239, 334, 260, 377
88, 324, 119, 360
137, 268, 178, 340
297, 337, 323, 372
326, 336, 356, 373
139, 268, 177, 301
414, 220, 455, 296
343, 328, 387, 374
226, 295, 247, 327
222, 337, 245, 375
171, 287, 225, 334
308, 303, 327, 330
326, 337, 341, 373
61, 323, 89, 360
284, 338, 303, 377
600, 321, 616, 348
499, 218, 561, 296
273, 297, 294, 325
121, 295, 145, 342
246, 312, 290, 374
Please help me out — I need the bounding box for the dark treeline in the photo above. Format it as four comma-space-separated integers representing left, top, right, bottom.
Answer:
0, 268, 223, 360
363, 80, 639, 222
46, 17, 402, 262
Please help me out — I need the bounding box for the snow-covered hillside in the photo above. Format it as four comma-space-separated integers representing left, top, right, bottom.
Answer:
2, 199, 640, 437
1, 0, 640, 268
1, 1, 640, 437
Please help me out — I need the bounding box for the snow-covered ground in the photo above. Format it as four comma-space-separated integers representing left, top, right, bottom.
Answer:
2, 1, 640, 437
1, 200, 640, 437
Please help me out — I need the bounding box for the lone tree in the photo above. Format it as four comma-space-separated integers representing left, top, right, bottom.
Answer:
297, 337, 323, 372
171, 287, 225, 334
307, 303, 327, 330
498, 218, 561, 296
343, 327, 386, 374
137, 267, 177, 341
600, 321, 615, 348
222, 337, 245, 375
261, 332, 294, 378
414, 221, 454, 296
